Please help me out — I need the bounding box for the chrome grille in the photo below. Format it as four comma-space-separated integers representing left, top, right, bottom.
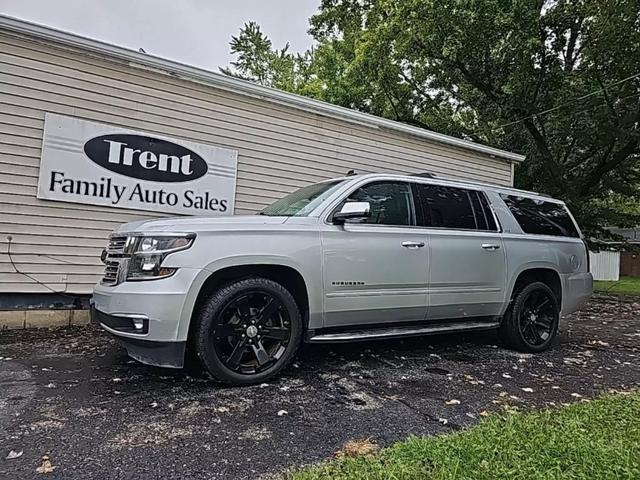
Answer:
101, 235, 130, 285
107, 236, 128, 255
102, 261, 120, 285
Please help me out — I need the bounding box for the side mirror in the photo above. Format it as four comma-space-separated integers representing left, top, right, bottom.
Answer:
332, 201, 371, 224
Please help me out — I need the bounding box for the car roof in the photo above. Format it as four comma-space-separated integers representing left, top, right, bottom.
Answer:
329, 173, 562, 204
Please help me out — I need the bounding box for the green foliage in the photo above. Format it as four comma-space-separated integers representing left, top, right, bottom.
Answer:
288, 392, 640, 480
222, 1, 640, 239
594, 276, 640, 295
220, 21, 315, 93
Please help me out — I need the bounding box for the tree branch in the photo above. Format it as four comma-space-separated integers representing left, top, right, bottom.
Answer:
580, 137, 640, 195
521, 117, 565, 189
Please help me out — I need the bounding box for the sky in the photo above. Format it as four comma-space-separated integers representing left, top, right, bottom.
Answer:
0, 0, 320, 71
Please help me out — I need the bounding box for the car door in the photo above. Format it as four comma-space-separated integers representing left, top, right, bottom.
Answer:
413, 183, 507, 320
321, 180, 429, 327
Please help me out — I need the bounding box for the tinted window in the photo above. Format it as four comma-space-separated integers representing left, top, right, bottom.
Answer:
469, 192, 488, 230
501, 195, 580, 238
477, 191, 499, 231
339, 181, 413, 226
415, 184, 478, 230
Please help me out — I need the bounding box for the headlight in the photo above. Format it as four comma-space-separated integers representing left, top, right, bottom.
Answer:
125, 234, 195, 281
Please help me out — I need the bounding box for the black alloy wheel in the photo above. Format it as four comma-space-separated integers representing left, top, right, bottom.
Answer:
518, 288, 556, 346
499, 281, 560, 353
214, 291, 292, 374
194, 277, 302, 385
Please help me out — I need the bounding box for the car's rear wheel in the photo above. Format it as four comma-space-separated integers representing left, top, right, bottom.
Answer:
193, 277, 302, 385
499, 281, 560, 353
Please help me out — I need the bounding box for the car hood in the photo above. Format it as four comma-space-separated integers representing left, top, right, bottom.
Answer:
115, 215, 290, 234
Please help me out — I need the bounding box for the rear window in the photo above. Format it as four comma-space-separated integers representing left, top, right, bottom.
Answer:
500, 194, 580, 238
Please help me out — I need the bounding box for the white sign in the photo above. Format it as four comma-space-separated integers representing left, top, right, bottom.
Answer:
37, 113, 238, 215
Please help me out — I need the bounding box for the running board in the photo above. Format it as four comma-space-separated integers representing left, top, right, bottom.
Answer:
307, 320, 500, 343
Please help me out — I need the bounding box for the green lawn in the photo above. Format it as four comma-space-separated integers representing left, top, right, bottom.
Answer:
289, 393, 640, 480
594, 276, 640, 295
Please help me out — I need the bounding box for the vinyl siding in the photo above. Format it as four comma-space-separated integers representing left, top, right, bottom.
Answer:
0, 30, 514, 294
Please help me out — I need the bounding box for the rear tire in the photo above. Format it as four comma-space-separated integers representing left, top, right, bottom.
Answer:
193, 277, 302, 385
499, 281, 560, 353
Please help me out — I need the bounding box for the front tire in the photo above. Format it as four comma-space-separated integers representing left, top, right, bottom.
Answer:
499, 281, 560, 353
194, 277, 302, 385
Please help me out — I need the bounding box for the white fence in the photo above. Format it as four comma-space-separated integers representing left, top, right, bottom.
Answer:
589, 251, 620, 281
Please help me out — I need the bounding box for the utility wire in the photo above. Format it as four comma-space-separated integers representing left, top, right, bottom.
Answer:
4, 236, 86, 299
472, 72, 640, 135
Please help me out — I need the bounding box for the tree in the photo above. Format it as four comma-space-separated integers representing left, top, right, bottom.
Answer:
223, 1, 640, 239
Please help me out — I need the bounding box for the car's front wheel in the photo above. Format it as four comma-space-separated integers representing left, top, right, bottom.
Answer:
193, 277, 302, 385
499, 281, 560, 353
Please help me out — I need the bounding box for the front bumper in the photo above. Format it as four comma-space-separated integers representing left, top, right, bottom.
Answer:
92, 267, 203, 342
91, 267, 207, 369
91, 303, 186, 368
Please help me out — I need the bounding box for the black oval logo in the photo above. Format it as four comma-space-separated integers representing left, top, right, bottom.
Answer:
84, 134, 208, 182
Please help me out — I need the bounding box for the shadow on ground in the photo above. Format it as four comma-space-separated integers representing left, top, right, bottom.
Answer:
1, 295, 638, 479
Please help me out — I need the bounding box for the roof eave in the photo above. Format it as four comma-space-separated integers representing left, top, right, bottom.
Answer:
0, 14, 526, 164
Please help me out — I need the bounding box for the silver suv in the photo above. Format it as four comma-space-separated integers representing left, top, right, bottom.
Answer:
92, 173, 593, 385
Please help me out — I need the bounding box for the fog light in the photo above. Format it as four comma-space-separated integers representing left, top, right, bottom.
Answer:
132, 318, 145, 331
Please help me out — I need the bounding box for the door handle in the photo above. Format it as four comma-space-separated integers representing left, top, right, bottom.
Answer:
481, 243, 501, 251
402, 241, 425, 249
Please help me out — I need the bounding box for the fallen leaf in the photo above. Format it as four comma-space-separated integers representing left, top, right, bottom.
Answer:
36, 455, 56, 474
335, 438, 378, 458
445, 399, 461, 405
479, 410, 489, 417
6, 450, 23, 460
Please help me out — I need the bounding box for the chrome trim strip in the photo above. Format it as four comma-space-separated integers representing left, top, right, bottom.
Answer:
308, 321, 500, 343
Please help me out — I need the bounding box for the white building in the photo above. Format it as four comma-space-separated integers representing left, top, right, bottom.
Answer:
0, 15, 524, 325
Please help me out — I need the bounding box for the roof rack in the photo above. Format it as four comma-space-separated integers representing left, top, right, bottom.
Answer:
407, 172, 548, 198
413, 172, 437, 178
442, 177, 546, 197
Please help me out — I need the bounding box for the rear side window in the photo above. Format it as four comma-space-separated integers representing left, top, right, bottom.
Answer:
415, 184, 497, 231
500, 194, 580, 238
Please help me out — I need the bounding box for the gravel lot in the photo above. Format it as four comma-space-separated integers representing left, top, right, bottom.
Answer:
1, 295, 639, 479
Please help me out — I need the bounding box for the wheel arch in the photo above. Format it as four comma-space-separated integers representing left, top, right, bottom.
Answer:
177, 257, 312, 345
508, 266, 562, 308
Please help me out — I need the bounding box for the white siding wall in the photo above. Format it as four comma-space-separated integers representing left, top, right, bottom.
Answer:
0, 30, 514, 294
589, 251, 620, 281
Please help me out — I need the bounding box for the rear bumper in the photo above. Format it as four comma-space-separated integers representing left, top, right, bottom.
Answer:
561, 272, 593, 316
91, 303, 186, 368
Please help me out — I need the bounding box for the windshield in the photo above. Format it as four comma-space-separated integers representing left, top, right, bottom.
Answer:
260, 180, 347, 216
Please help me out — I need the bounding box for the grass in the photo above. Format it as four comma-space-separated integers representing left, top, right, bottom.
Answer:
594, 276, 640, 295
288, 392, 640, 480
